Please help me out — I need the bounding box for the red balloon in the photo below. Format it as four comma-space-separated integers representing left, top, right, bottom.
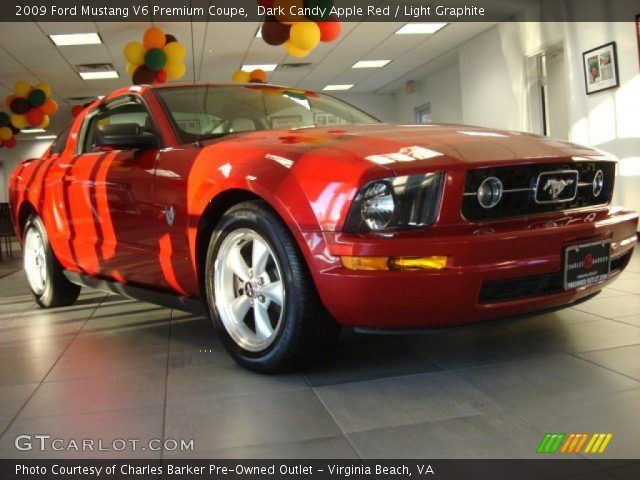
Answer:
26, 108, 44, 127
4, 136, 16, 148
155, 70, 168, 83
71, 105, 84, 117
318, 19, 341, 42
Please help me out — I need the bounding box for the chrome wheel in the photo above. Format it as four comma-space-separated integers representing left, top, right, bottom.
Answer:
214, 228, 285, 352
24, 227, 47, 296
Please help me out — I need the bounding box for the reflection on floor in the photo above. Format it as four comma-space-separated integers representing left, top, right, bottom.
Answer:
0, 245, 639, 460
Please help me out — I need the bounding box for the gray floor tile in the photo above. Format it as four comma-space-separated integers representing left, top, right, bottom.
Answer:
0, 406, 164, 459
315, 371, 501, 433
65, 324, 170, 356
399, 326, 555, 370
0, 383, 38, 420
0, 335, 74, 361
169, 316, 217, 353
304, 332, 441, 387
164, 389, 341, 451
19, 371, 166, 418
2, 317, 86, 342
508, 318, 640, 354
348, 411, 543, 459
506, 308, 608, 333
597, 288, 630, 299
0, 355, 58, 386
574, 295, 640, 319
577, 345, 640, 381
168, 435, 359, 459
512, 388, 640, 459
606, 275, 640, 294
455, 353, 640, 409
47, 344, 168, 382
613, 315, 640, 327
167, 359, 307, 403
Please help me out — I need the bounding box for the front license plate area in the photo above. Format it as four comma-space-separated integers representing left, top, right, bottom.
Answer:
564, 241, 611, 290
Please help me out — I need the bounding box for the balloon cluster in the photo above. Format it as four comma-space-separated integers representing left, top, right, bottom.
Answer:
5, 81, 58, 131
259, 0, 341, 58
0, 111, 19, 149
124, 27, 187, 85
231, 69, 268, 84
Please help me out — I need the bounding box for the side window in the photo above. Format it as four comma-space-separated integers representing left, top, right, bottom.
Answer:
81, 99, 155, 153
49, 126, 71, 154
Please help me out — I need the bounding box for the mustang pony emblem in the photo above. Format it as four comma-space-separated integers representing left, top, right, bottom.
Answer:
162, 206, 175, 226
543, 178, 574, 199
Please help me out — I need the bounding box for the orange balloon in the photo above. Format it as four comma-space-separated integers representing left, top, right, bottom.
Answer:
143, 27, 166, 50
249, 69, 268, 83
40, 98, 58, 116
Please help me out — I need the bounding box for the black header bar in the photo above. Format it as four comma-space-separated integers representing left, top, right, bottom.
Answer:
1, 0, 639, 22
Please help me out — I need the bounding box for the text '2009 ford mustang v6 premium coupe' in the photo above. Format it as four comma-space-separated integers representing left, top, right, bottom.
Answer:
9, 83, 638, 372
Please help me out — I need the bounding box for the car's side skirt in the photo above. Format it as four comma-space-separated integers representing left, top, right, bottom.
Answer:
63, 270, 207, 315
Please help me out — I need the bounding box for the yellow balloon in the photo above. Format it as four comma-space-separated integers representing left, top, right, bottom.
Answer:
232, 70, 251, 83
289, 22, 320, 51
0, 127, 12, 141
284, 40, 311, 58
164, 62, 186, 80
14, 81, 31, 98
123, 41, 146, 66
126, 63, 137, 77
39, 115, 50, 129
34, 82, 52, 98
10, 114, 28, 129
164, 42, 186, 64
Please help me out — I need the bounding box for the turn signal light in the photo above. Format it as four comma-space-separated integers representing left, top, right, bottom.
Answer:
341, 256, 448, 271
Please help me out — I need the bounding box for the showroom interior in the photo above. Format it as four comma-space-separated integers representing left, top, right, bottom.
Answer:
0, 0, 639, 462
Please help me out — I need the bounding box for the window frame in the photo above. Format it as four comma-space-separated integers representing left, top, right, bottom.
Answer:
75, 94, 163, 155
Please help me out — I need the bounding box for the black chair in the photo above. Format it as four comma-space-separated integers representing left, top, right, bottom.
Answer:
0, 203, 15, 262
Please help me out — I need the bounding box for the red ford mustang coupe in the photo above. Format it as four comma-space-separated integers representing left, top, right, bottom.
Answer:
9, 83, 638, 372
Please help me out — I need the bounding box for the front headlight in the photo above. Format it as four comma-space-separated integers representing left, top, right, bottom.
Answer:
344, 173, 444, 232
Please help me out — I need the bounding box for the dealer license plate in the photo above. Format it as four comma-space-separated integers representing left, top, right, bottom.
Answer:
564, 240, 611, 290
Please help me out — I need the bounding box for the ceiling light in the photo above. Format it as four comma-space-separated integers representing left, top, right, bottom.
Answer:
79, 71, 119, 80
352, 60, 391, 69
22, 128, 47, 133
242, 64, 277, 72
395, 23, 447, 35
50, 33, 102, 46
36, 135, 57, 140
323, 84, 354, 91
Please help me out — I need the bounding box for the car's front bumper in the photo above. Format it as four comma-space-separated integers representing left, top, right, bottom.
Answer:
303, 207, 638, 328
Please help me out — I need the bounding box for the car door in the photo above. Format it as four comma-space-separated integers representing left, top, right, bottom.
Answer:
65, 95, 164, 287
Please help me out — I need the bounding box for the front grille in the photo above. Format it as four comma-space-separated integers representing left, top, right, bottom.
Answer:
478, 250, 631, 304
462, 161, 615, 221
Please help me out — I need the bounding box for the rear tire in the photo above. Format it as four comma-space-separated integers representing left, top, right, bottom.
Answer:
204, 201, 340, 373
23, 215, 80, 308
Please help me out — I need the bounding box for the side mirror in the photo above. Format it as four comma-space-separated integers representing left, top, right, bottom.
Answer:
95, 123, 158, 150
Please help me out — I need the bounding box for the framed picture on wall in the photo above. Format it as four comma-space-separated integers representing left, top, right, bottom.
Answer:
582, 42, 619, 94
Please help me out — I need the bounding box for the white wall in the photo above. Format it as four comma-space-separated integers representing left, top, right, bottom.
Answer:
333, 92, 399, 123
0, 140, 51, 202
393, 63, 463, 124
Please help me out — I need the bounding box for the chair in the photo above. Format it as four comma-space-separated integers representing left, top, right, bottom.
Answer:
0, 203, 15, 262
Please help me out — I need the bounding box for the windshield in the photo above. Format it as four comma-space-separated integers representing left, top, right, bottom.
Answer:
155, 85, 378, 143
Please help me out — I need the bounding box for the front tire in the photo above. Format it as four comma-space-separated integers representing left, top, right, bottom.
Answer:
205, 201, 340, 373
23, 215, 80, 308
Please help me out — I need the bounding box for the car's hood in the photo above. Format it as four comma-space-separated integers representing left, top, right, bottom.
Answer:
206, 124, 611, 175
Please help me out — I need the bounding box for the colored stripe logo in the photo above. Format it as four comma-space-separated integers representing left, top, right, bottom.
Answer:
537, 433, 613, 454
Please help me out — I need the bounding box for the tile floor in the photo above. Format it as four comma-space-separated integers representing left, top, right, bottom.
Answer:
0, 245, 638, 459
